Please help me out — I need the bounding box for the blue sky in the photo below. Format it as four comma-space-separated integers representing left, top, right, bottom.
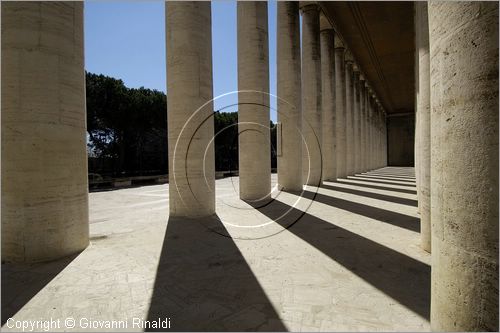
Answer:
84, 0, 278, 121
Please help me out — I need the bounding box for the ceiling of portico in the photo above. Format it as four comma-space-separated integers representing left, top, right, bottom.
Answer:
319, 1, 415, 114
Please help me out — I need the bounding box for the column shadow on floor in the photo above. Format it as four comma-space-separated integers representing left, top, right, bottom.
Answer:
300, 190, 419, 232
255, 198, 430, 320
362, 172, 416, 179
336, 179, 417, 195
320, 183, 418, 207
1, 254, 79, 325
350, 175, 417, 184
346, 176, 416, 187
146, 215, 286, 331
356, 173, 416, 180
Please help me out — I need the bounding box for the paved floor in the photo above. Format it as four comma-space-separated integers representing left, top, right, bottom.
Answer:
2, 167, 430, 331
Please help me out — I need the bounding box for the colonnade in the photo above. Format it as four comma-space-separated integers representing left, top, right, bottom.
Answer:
414, 2, 498, 331
1, 1, 498, 331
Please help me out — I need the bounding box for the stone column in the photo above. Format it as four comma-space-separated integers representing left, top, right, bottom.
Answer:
359, 75, 366, 172
334, 39, 347, 178
377, 108, 384, 168
1, 2, 89, 263
429, 2, 499, 331
366, 93, 373, 170
344, 53, 354, 175
277, 1, 302, 191
238, 1, 271, 201
320, 28, 337, 182
370, 95, 376, 170
383, 113, 388, 166
414, 11, 421, 214
320, 28, 336, 181
301, 4, 322, 186
352, 67, 361, 174
415, 1, 431, 252
166, 1, 215, 216
364, 83, 370, 171
373, 103, 379, 168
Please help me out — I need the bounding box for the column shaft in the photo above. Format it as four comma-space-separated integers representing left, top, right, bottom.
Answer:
359, 79, 366, 172
335, 46, 347, 178
364, 85, 370, 171
238, 1, 271, 200
277, 2, 302, 191
370, 97, 376, 170
301, 5, 322, 186
429, 2, 499, 331
166, 1, 215, 216
1, 2, 89, 262
320, 29, 337, 181
345, 61, 354, 175
353, 70, 361, 173
416, 2, 431, 252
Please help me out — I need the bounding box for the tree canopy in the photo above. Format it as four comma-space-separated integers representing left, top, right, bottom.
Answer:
86, 72, 276, 177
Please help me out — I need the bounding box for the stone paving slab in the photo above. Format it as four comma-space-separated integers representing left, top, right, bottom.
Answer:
2, 167, 430, 332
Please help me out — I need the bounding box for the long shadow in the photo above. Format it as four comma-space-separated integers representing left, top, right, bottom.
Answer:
363, 173, 416, 179
1, 254, 78, 325
321, 184, 418, 207
146, 215, 286, 331
353, 175, 416, 183
301, 190, 419, 232
347, 176, 417, 187
336, 179, 417, 195
256, 199, 430, 320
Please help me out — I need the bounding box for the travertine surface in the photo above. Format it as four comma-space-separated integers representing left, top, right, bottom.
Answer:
344, 56, 355, 176
277, 2, 302, 192
1, 2, 89, 262
429, 2, 499, 331
320, 29, 337, 181
301, 4, 322, 186
334, 44, 347, 179
237, 1, 271, 202
3, 168, 430, 332
415, 2, 431, 253
166, 2, 215, 217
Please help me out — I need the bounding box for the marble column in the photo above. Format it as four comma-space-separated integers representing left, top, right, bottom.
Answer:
1, 2, 89, 263
277, 1, 302, 192
352, 67, 361, 174
301, 4, 322, 186
344, 54, 355, 175
320, 29, 337, 181
166, 1, 215, 216
416, 1, 431, 252
429, 2, 499, 331
238, 1, 271, 201
334, 39, 347, 178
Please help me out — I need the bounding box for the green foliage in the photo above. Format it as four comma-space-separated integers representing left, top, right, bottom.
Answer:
86, 72, 168, 176
86, 72, 277, 177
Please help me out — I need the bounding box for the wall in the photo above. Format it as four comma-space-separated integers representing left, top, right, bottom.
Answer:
387, 113, 415, 166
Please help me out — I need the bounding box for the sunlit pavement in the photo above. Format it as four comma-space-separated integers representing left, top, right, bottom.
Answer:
2, 167, 429, 332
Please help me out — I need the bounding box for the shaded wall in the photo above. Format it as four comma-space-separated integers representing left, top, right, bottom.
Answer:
387, 113, 415, 166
